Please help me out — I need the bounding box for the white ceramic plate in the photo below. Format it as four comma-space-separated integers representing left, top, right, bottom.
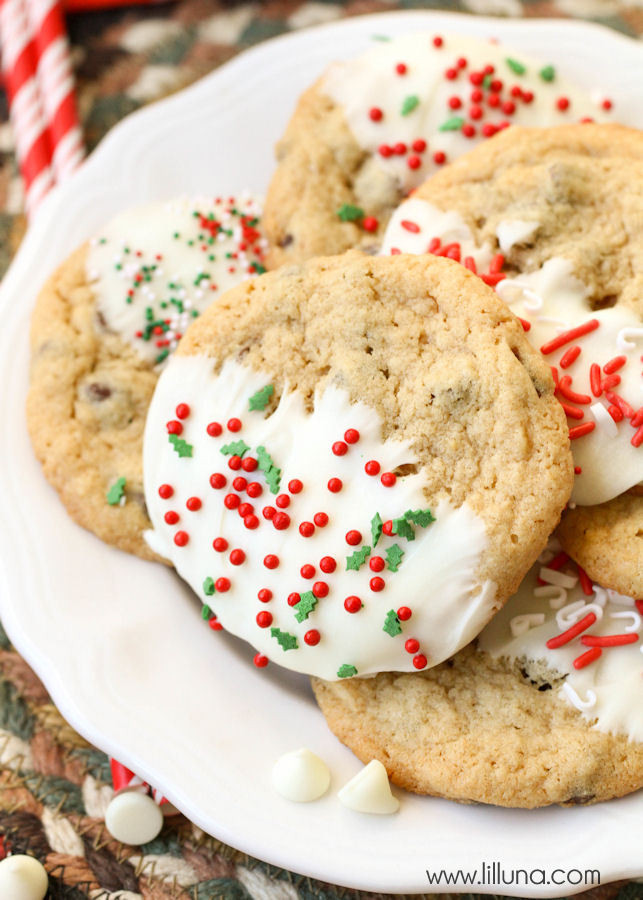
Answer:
1, 11, 642, 895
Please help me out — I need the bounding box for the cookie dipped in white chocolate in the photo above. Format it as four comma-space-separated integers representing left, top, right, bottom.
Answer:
143, 357, 497, 680
87, 194, 266, 365
381, 200, 643, 506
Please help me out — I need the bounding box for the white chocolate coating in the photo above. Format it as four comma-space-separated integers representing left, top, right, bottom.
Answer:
479, 543, 643, 742
382, 200, 643, 505
272, 748, 331, 802
105, 790, 164, 845
322, 33, 608, 195
338, 760, 400, 814
0, 855, 48, 900
87, 194, 266, 365
143, 357, 496, 679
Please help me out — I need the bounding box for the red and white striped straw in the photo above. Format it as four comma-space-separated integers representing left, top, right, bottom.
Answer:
0, 0, 84, 217
110, 758, 169, 807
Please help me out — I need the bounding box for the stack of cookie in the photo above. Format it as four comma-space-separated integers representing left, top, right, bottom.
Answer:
27, 33, 642, 811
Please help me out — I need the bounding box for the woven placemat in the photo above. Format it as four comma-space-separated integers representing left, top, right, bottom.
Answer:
0, 1, 641, 896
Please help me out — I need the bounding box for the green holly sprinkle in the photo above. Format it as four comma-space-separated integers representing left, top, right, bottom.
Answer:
346, 545, 372, 571
391, 516, 415, 542
248, 385, 274, 412
401, 94, 420, 116
220, 440, 250, 458
383, 609, 403, 637
201, 604, 211, 620
257, 445, 281, 494
385, 544, 404, 573
271, 627, 298, 651
371, 512, 383, 548
337, 664, 358, 678
505, 57, 526, 75
539, 64, 556, 82
294, 591, 318, 623
203, 577, 215, 597
169, 434, 193, 458
439, 116, 465, 132
404, 508, 436, 528
106, 477, 126, 506
337, 204, 364, 223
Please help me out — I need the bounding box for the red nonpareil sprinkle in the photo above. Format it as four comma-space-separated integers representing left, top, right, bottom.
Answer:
412, 138, 427, 152
272, 512, 290, 530
370, 576, 385, 592
263, 505, 275, 520
445, 67, 458, 80
559, 345, 581, 369
605, 391, 634, 418
540, 319, 599, 355
258, 588, 272, 602
247, 482, 263, 498
299, 521, 315, 538
630, 407, 643, 428
401, 219, 420, 234
256, 611, 273, 628
276, 494, 290, 508
382, 520, 393, 536
462, 123, 476, 138
224, 493, 240, 510
304, 629, 320, 646
288, 592, 301, 607
603, 355, 627, 374
546, 612, 597, 649
433, 151, 446, 165
522, 90, 534, 103
428, 237, 441, 253
457, 56, 467, 68
569, 422, 595, 440
557, 376, 591, 405
405, 638, 420, 654
264, 554, 279, 569
254, 654, 269, 667
589, 363, 603, 397
487, 93, 500, 108
601, 374, 621, 391
609, 404, 624, 422
327, 478, 343, 493
469, 105, 483, 120
482, 123, 497, 138
230, 549, 246, 566
288, 478, 303, 493
379, 144, 393, 158
174, 531, 189, 547
510, 85, 522, 97
574, 466, 582, 474
407, 155, 421, 170
320, 556, 336, 574
344, 595, 362, 613
233, 476, 247, 492
364, 460, 381, 476
228, 456, 242, 471
395, 62, 407, 75
158, 484, 174, 499
369, 107, 383, 121
164, 511, 179, 525
413, 654, 427, 670
344, 428, 360, 444
362, 216, 379, 232
560, 402, 584, 421
332, 441, 348, 456
175, 403, 190, 419
518, 318, 531, 332
394, 142, 407, 155
577, 564, 593, 596
242, 457, 258, 472
470, 88, 483, 102
227, 418, 242, 432
215, 577, 230, 592
581, 633, 638, 647
397, 606, 412, 621
313, 581, 329, 598
301, 564, 315, 579
166, 420, 183, 435
602, 98, 613, 110
369, 556, 385, 572
186, 497, 202, 511
469, 71, 483, 85
210, 473, 227, 490
346, 530, 362, 546
209, 616, 223, 631
448, 96, 462, 109
632, 425, 643, 448
502, 100, 516, 115
556, 97, 570, 111
480, 273, 506, 286
390, 248, 401, 255
573, 647, 601, 670
433, 35, 443, 47
213, 537, 228, 552
314, 512, 329, 527
381, 472, 396, 487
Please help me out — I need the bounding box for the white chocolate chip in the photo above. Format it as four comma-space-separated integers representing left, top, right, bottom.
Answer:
105, 790, 164, 845
0, 855, 48, 900
338, 760, 399, 814
272, 748, 331, 802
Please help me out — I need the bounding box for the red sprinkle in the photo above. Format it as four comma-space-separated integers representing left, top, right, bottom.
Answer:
546, 612, 597, 649
233, 476, 247, 492
381, 472, 396, 487
230, 549, 246, 566
254, 654, 269, 668
558, 376, 591, 405
208, 616, 223, 631
175, 403, 190, 419
164, 511, 179, 525
581, 633, 638, 647
556, 96, 570, 111
407, 155, 421, 170
228, 455, 242, 471
540, 319, 599, 355
224, 493, 240, 510
632, 425, 643, 448
382, 520, 393, 536
262, 505, 276, 520
158, 484, 174, 499
344, 428, 360, 444
346, 530, 362, 546
603, 355, 627, 374
273, 512, 290, 530
369, 556, 385, 572
560, 402, 584, 421
573, 647, 601, 670
445, 67, 457, 80
344, 596, 362, 613
601, 374, 621, 391
559, 345, 581, 369
397, 606, 412, 621
590, 363, 603, 397
332, 441, 348, 456
304, 629, 320, 646
433, 35, 443, 47
301, 564, 315, 579
227, 418, 242, 432
288, 479, 303, 493
207, 422, 222, 437
577, 564, 593, 595
395, 62, 407, 75
247, 482, 263, 498
517, 318, 531, 332
569, 422, 596, 440
215, 577, 230, 592
405, 638, 420, 654
609, 404, 624, 423
313, 581, 329, 598
210, 473, 226, 490
258, 588, 272, 603
264, 554, 279, 569
288, 592, 301, 606
314, 512, 329, 527
242, 457, 258, 472
320, 556, 336, 574
605, 391, 634, 418
413, 654, 427, 670
401, 220, 420, 234
364, 460, 381, 476
186, 497, 202, 511
276, 494, 290, 509
433, 151, 446, 165
369, 576, 385, 592
369, 106, 383, 121
412, 138, 427, 152
256, 611, 273, 628
213, 537, 228, 552
299, 521, 315, 538
362, 216, 379, 233
166, 420, 183, 435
